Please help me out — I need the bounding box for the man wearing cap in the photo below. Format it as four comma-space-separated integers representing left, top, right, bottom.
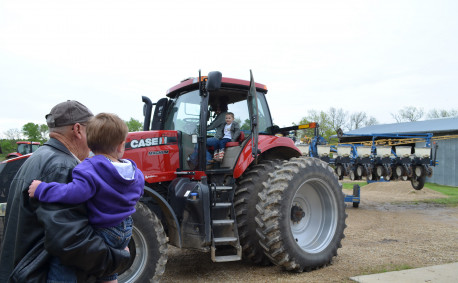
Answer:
0, 100, 130, 282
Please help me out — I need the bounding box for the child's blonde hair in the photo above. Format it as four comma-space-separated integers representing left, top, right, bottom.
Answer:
87, 113, 128, 154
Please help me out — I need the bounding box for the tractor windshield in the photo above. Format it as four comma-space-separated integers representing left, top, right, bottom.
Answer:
17, 144, 30, 155
164, 90, 201, 134
16, 143, 40, 155
163, 90, 201, 170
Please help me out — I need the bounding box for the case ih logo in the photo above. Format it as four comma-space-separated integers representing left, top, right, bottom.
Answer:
126, 136, 177, 149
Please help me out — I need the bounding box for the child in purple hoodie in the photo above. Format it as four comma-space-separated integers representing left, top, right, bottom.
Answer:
28, 113, 144, 283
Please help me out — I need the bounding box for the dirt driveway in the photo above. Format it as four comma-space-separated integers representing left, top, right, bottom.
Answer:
162, 181, 458, 282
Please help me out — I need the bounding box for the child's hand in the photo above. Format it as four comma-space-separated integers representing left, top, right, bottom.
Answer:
28, 180, 42, 198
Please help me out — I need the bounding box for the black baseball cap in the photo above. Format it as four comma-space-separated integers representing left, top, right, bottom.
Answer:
46, 100, 94, 128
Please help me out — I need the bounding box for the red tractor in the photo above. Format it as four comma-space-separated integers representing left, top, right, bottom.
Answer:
6, 141, 41, 159
118, 71, 347, 282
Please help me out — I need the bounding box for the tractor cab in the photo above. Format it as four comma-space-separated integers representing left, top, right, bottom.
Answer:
143, 71, 274, 173
6, 141, 41, 159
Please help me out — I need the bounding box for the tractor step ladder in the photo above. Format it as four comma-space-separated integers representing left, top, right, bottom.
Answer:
210, 185, 242, 262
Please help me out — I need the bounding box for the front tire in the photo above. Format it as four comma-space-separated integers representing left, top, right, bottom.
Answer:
118, 202, 168, 283
256, 157, 347, 272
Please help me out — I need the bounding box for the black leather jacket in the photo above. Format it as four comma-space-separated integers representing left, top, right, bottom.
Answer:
0, 138, 130, 283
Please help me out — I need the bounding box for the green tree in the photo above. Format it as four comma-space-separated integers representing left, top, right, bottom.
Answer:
299, 110, 335, 141
22, 123, 42, 141
125, 118, 143, 132
240, 119, 251, 131
0, 139, 16, 156
39, 124, 49, 140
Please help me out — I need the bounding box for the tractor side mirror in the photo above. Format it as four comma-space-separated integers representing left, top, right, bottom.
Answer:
206, 71, 222, 91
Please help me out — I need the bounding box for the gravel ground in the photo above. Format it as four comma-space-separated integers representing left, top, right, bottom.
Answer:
161, 181, 458, 282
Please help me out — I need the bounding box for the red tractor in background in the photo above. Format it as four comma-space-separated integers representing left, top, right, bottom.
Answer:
6, 141, 41, 159
118, 71, 347, 282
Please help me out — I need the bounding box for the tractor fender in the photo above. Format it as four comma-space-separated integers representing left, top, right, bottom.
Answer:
142, 186, 182, 248
233, 136, 301, 179
6, 153, 21, 159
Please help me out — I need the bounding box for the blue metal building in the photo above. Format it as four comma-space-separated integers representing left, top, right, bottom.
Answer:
343, 117, 458, 187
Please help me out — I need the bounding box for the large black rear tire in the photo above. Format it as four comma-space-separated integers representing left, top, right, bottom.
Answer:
256, 157, 347, 272
234, 159, 281, 265
118, 202, 168, 283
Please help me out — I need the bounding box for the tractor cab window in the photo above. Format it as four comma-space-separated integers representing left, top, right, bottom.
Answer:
206, 91, 273, 136
164, 90, 201, 135
207, 100, 250, 132
256, 93, 273, 134
17, 144, 29, 155
31, 144, 40, 152
227, 101, 250, 132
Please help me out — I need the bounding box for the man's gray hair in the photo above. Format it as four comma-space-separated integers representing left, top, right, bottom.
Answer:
49, 125, 72, 135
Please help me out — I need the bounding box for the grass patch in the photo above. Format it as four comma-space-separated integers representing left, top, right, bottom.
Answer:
360, 263, 414, 275
341, 182, 367, 190
423, 183, 458, 206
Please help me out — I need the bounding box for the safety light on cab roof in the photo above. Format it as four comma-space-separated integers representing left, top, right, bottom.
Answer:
180, 76, 208, 83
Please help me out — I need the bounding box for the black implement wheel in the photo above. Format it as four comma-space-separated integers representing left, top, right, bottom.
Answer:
366, 166, 374, 181
118, 202, 168, 283
411, 176, 426, 190
256, 157, 347, 272
352, 185, 360, 208
335, 165, 345, 180
384, 166, 393, 181
349, 170, 356, 181
234, 159, 281, 265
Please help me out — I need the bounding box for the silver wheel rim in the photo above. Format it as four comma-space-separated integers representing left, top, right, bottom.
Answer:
415, 166, 422, 177
118, 225, 148, 283
396, 166, 403, 176
349, 171, 355, 181
290, 178, 338, 253
337, 166, 343, 176
356, 166, 363, 177
376, 166, 384, 177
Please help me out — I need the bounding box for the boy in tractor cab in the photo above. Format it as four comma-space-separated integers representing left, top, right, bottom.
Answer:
206, 101, 227, 163
208, 112, 241, 162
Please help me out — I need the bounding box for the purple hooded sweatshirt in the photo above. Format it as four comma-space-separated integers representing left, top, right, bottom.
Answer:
34, 155, 144, 228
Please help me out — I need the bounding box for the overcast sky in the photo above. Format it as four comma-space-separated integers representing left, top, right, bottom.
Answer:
1, 0, 457, 138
